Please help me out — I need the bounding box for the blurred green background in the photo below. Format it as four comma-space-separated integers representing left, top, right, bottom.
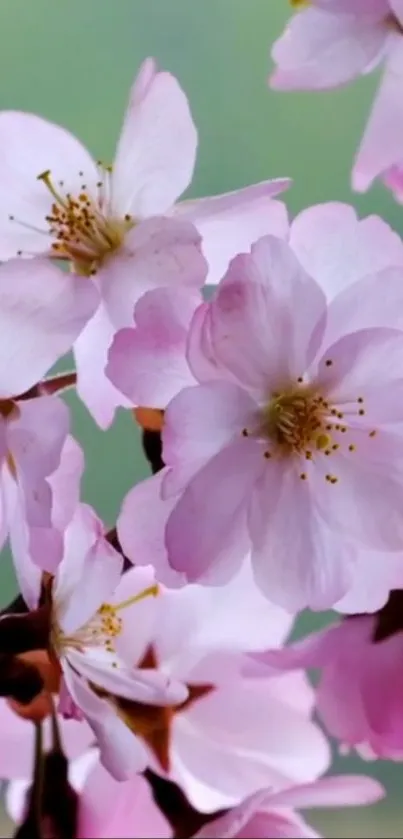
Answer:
0, 0, 402, 835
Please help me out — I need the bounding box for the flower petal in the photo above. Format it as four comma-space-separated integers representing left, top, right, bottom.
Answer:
0, 111, 98, 260
99, 217, 207, 328
353, 41, 403, 192
54, 504, 123, 636
0, 259, 98, 397
63, 663, 148, 780
175, 182, 290, 285
117, 470, 185, 588
74, 302, 131, 430
270, 7, 387, 91
165, 438, 264, 582
250, 464, 353, 611
208, 236, 327, 394
111, 58, 197, 217
111, 565, 159, 666
162, 380, 259, 495
106, 287, 198, 408
289, 202, 403, 301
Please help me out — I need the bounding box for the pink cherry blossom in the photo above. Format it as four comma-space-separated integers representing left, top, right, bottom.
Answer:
0, 58, 289, 428
195, 775, 384, 839
270, 1, 403, 198
141, 235, 403, 611
87, 564, 329, 813
252, 603, 403, 761
107, 202, 403, 416
21, 504, 189, 780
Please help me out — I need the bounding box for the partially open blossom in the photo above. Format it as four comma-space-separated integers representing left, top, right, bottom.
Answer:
133, 235, 403, 611
19, 504, 189, 780
0, 58, 289, 427
253, 591, 403, 761
270, 0, 403, 198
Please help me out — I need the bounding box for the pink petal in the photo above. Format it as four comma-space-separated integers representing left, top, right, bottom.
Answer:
250, 464, 353, 610
315, 326, 403, 402
54, 504, 123, 635
111, 565, 159, 666
335, 547, 403, 614
289, 202, 403, 301
322, 266, 403, 351
207, 237, 326, 395
266, 775, 384, 810
0, 259, 98, 397
74, 303, 131, 429
111, 58, 197, 218
78, 760, 171, 839
48, 434, 85, 532
175, 182, 290, 285
391, 0, 403, 27
172, 677, 330, 812
188, 558, 294, 654
195, 798, 317, 839
270, 7, 387, 91
106, 287, 199, 408
99, 217, 207, 328
63, 664, 148, 780
312, 439, 403, 550
117, 471, 185, 588
67, 647, 187, 707
0, 111, 99, 260
187, 301, 230, 384
0, 698, 93, 781
163, 380, 258, 495
166, 438, 264, 582
353, 41, 403, 192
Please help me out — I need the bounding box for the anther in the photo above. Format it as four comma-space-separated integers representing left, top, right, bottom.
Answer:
241, 428, 249, 437
358, 409, 365, 416
369, 430, 377, 438
325, 359, 333, 367
300, 472, 307, 480
348, 444, 356, 452
264, 451, 271, 459
357, 397, 364, 404
297, 377, 303, 383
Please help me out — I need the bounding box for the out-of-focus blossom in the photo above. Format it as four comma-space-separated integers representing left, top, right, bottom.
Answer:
251, 590, 403, 760
122, 234, 403, 611
0, 58, 289, 427
194, 775, 385, 839
270, 0, 403, 198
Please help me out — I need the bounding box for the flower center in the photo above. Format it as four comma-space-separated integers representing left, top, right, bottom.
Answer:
35, 167, 134, 275
264, 384, 329, 454
241, 367, 378, 484
52, 583, 159, 657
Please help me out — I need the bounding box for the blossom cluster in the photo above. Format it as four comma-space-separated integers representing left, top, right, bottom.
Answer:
1, 2, 403, 835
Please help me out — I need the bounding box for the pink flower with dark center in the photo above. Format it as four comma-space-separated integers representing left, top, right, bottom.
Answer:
140, 235, 403, 611
270, 0, 403, 199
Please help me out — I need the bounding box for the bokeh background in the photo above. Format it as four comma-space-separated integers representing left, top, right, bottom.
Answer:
0, 1, 402, 835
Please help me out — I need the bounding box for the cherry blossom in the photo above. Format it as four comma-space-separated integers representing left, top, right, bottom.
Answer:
84, 562, 329, 813
270, 0, 403, 198
0, 58, 289, 428
30, 504, 189, 780
132, 235, 403, 611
